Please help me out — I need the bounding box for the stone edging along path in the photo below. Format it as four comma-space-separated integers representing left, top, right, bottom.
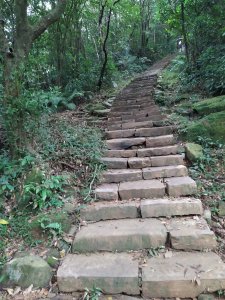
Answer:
57, 59, 225, 299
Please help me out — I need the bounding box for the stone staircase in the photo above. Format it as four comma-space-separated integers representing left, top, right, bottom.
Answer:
57, 60, 225, 298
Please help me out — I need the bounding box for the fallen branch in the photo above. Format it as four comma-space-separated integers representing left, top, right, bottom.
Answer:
83, 164, 99, 202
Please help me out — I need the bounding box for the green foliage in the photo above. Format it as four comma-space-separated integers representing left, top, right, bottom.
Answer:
21, 175, 67, 210
0, 213, 41, 270
0, 152, 67, 211
38, 217, 62, 236
189, 137, 225, 209
83, 286, 102, 300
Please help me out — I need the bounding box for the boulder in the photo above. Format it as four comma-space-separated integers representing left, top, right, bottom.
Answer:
193, 95, 225, 116
4, 255, 52, 288
185, 143, 203, 162
183, 111, 225, 143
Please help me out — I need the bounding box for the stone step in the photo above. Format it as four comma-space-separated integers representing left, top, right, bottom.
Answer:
105, 129, 135, 139
143, 165, 188, 179
72, 218, 167, 252
142, 252, 225, 298
151, 154, 184, 167
80, 201, 139, 222
101, 157, 128, 169
105, 149, 137, 158
79, 198, 203, 223
95, 183, 119, 201
101, 169, 142, 183
106, 137, 146, 150
166, 217, 217, 251
165, 176, 197, 197
146, 135, 176, 147
135, 126, 174, 137
121, 120, 153, 130
119, 179, 166, 200
135, 114, 166, 122
128, 157, 151, 169
57, 253, 140, 294
137, 145, 178, 157
140, 198, 203, 218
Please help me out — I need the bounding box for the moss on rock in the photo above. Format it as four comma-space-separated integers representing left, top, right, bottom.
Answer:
193, 95, 225, 116
185, 143, 203, 162
183, 111, 225, 143
4, 256, 52, 288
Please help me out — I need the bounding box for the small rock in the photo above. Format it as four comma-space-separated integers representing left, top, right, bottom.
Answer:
218, 201, 225, 217
204, 209, 212, 223
198, 294, 215, 300
46, 249, 60, 268
4, 255, 52, 288
185, 143, 203, 162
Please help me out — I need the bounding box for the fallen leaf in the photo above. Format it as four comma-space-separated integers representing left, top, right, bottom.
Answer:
13, 286, 21, 296
6, 288, 14, 295
60, 249, 66, 258
0, 219, 9, 225
23, 284, 33, 295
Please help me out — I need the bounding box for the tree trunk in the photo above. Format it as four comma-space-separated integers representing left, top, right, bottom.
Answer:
181, 1, 189, 63
0, 0, 68, 155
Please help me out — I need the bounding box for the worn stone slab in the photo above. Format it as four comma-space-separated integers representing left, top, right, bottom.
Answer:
105, 149, 137, 158
151, 155, 184, 167
165, 176, 197, 197
80, 201, 139, 222
101, 169, 142, 183
57, 253, 140, 294
166, 217, 217, 250
106, 137, 145, 150
135, 114, 165, 122
72, 218, 167, 252
128, 157, 151, 169
95, 184, 118, 201
105, 129, 135, 139
107, 124, 122, 131
143, 165, 188, 179
101, 157, 128, 169
141, 198, 203, 218
142, 252, 225, 298
122, 121, 153, 130
137, 145, 178, 157
135, 126, 173, 137
146, 135, 175, 147
119, 180, 165, 200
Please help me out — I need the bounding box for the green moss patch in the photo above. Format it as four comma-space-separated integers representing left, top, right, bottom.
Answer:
183, 111, 225, 143
193, 95, 225, 115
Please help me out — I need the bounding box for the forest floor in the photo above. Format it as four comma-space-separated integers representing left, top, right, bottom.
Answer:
0, 56, 225, 299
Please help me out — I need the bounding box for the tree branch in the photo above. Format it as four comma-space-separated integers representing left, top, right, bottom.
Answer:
31, 0, 68, 42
